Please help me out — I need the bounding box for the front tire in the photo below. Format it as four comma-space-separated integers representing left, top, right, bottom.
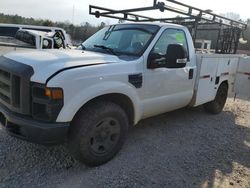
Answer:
203, 83, 228, 114
68, 101, 128, 166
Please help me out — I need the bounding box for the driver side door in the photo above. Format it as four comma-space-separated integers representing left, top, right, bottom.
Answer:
142, 28, 194, 118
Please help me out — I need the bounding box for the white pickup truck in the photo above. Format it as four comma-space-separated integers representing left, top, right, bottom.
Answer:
0, 24, 73, 55
0, 23, 249, 166
0, 29, 66, 50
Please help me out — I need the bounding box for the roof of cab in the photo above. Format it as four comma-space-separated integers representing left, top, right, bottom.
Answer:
111, 22, 186, 29
0, 23, 64, 31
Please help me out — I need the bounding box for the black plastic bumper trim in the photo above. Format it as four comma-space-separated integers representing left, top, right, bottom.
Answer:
0, 103, 69, 144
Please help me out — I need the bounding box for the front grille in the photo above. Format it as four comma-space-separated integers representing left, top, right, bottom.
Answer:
0, 69, 12, 104
12, 75, 20, 107
0, 68, 20, 107
0, 56, 34, 115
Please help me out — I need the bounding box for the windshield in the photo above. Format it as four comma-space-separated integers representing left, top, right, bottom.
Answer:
81, 24, 159, 56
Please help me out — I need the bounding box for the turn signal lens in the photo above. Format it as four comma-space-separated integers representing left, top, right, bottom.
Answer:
45, 88, 52, 97
45, 88, 63, 99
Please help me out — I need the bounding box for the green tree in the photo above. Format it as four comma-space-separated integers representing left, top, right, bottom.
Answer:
0, 13, 104, 44
98, 22, 106, 30
42, 20, 53, 26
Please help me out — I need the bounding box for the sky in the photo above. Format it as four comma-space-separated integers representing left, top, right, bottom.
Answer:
0, 0, 249, 25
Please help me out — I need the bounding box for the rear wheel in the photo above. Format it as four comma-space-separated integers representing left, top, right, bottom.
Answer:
68, 101, 128, 166
203, 83, 228, 114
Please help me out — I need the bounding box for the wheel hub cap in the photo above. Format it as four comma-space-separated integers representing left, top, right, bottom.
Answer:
89, 118, 121, 155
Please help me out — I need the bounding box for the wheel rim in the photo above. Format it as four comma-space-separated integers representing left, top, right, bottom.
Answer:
89, 117, 121, 155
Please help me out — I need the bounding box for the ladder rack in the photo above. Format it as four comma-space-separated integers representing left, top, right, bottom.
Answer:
89, 0, 247, 54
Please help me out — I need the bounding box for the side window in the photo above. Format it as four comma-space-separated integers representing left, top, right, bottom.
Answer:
15, 30, 36, 47
0, 27, 19, 37
151, 29, 188, 67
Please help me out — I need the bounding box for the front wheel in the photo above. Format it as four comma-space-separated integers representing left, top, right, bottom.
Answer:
68, 101, 128, 166
203, 83, 228, 114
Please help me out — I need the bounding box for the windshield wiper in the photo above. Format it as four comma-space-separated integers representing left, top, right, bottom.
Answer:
81, 44, 86, 50
93, 44, 118, 56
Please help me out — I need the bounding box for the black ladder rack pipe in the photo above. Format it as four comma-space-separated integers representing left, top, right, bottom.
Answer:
89, 0, 247, 54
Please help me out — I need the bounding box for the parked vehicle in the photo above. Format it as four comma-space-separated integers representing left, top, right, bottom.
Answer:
0, 23, 72, 45
0, 29, 66, 49
0, 1, 249, 166
0, 24, 73, 55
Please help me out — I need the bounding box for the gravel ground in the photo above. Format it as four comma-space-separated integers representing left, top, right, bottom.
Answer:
0, 98, 249, 188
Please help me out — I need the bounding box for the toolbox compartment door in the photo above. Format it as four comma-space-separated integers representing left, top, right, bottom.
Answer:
235, 56, 250, 100
193, 56, 219, 106
192, 55, 237, 106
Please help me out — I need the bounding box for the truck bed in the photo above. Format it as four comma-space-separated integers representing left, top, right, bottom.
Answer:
191, 53, 249, 106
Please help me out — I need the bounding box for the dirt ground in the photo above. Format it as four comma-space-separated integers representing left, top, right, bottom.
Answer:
0, 98, 249, 188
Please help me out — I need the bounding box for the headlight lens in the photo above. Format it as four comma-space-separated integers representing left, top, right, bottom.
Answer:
31, 83, 63, 122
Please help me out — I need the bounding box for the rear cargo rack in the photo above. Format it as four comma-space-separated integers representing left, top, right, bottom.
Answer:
89, 0, 247, 54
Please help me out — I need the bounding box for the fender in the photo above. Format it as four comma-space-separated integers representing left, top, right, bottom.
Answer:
53, 81, 142, 124
217, 77, 229, 92
211, 76, 229, 101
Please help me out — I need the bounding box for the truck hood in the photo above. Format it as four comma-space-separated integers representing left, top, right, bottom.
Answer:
4, 49, 122, 83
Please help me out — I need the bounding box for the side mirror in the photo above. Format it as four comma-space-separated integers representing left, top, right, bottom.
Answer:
147, 52, 165, 69
165, 44, 188, 68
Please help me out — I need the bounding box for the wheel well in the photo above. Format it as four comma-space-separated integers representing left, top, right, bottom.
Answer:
75, 93, 135, 126
220, 80, 228, 89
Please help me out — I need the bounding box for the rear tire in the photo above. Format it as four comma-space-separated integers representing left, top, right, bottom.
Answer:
203, 83, 228, 114
68, 101, 128, 166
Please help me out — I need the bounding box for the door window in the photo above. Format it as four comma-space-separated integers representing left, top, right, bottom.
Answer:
151, 29, 188, 67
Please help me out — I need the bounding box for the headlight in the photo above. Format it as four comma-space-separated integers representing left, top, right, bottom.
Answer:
31, 83, 64, 122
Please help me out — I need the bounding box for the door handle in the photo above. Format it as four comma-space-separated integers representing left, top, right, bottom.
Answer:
189, 69, 194, 79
